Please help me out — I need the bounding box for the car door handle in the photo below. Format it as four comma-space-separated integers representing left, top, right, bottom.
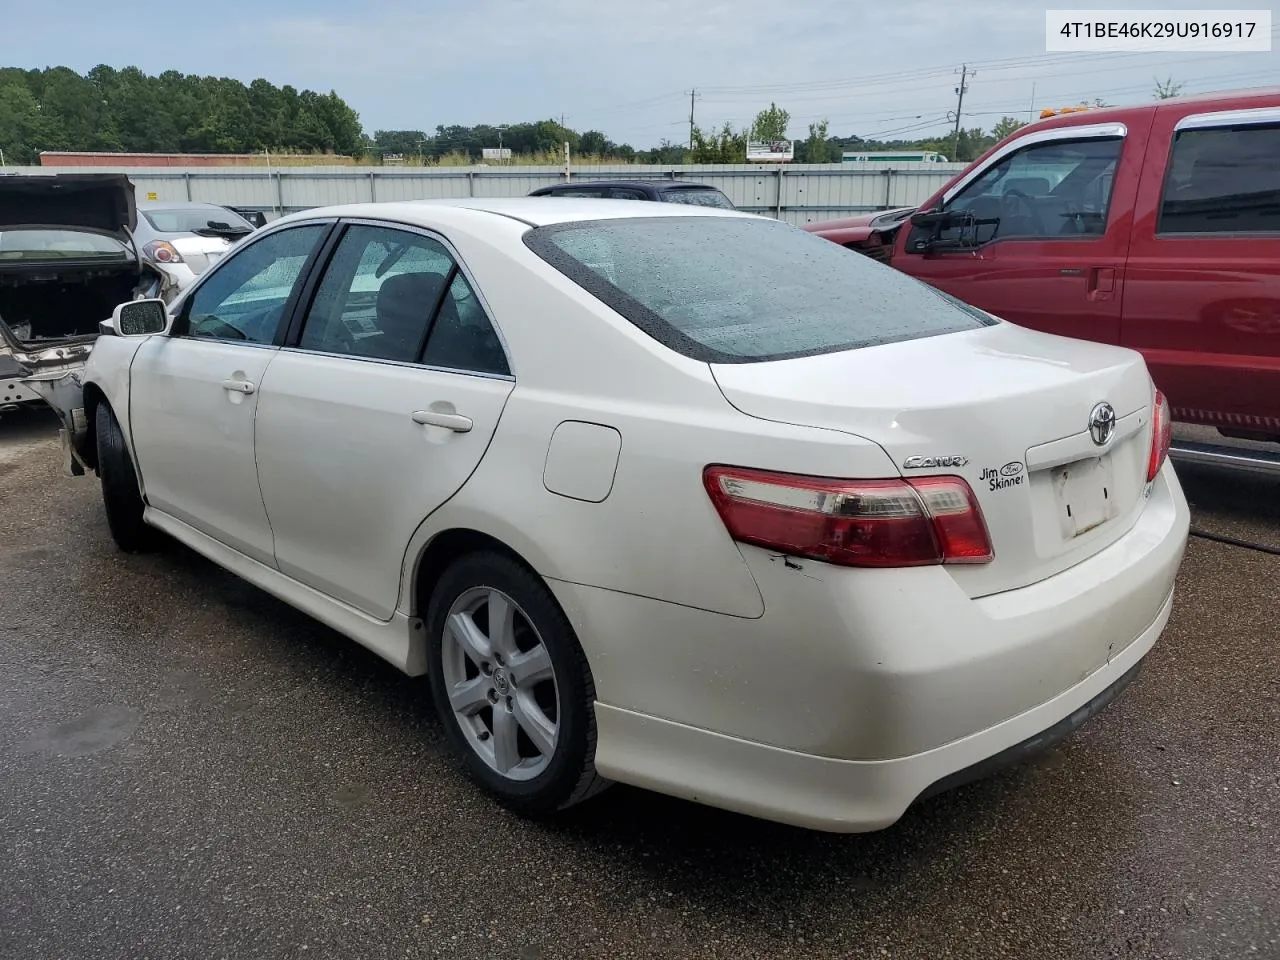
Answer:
411, 409, 473, 433
221, 378, 256, 395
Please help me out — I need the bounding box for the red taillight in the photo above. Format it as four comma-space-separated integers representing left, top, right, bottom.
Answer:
143, 240, 183, 264
703, 466, 994, 568
1147, 389, 1172, 482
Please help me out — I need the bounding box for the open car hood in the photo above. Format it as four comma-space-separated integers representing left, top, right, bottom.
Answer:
0, 174, 137, 241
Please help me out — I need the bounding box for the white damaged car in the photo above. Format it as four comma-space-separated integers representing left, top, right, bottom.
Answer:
2, 174, 166, 413
39, 198, 1189, 832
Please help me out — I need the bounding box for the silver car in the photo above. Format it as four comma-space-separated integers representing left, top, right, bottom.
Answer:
1, 174, 163, 412
133, 202, 256, 302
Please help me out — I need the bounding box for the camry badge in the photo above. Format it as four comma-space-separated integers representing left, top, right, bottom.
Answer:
903, 455, 969, 469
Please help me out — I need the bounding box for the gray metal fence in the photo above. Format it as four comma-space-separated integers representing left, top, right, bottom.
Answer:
10, 162, 968, 226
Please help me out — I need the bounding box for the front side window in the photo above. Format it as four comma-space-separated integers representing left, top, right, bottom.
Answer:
298, 224, 509, 374
526, 216, 994, 364
936, 137, 1122, 245
182, 224, 326, 344
1159, 123, 1280, 234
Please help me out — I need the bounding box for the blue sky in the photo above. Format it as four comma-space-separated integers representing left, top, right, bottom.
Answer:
7, 0, 1278, 147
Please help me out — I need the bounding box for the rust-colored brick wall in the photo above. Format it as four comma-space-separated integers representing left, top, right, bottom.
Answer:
41, 152, 276, 167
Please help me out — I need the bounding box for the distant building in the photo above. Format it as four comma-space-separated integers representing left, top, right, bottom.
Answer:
38, 151, 349, 167
841, 151, 949, 163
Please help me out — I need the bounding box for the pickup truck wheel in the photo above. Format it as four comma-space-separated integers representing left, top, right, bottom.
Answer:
426, 551, 610, 816
95, 403, 158, 553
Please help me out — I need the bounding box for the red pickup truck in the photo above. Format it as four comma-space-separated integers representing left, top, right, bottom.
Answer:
805, 88, 1280, 465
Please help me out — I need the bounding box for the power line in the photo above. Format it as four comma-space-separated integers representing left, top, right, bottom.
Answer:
695, 31, 1279, 99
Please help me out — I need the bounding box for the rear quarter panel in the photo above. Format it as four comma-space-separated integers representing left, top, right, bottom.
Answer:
395, 220, 902, 619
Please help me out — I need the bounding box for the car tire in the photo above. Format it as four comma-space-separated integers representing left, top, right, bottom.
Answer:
426, 551, 610, 816
95, 402, 158, 553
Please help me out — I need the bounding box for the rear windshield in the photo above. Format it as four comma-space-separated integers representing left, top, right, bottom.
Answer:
0, 229, 129, 260
524, 216, 996, 363
142, 207, 254, 235
661, 188, 734, 209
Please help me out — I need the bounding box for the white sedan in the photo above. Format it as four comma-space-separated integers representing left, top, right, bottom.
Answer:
40, 198, 1189, 832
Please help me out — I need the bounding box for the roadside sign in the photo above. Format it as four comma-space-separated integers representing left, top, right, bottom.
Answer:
482, 148, 513, 160
747, 140, 794, 163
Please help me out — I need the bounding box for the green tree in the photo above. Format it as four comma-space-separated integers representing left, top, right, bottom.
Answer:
0, 79, 55, 163
750, 102, 790, 142
952, 126, 993, 162
374, 130, 426, 157
690, 121, 747, 163
1154, 76, 1184, 99
804, 119, 831, 162
990, 116, 1025, 141
579, 130, 609, 156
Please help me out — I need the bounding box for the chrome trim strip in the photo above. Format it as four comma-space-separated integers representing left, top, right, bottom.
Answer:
1175, 107, 1280, 131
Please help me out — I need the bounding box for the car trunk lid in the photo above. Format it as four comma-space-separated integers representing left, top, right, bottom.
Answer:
0, 174, 136, 242
169, 234, 238, 276
711, 322, 1156, 598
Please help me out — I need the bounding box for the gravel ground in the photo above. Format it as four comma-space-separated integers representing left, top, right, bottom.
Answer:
1, 406, 1277, 960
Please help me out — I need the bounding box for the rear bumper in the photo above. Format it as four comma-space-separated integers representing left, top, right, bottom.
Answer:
592, 596, 1164, 833
2, 353, 88, 410
550, 461, 1189, 831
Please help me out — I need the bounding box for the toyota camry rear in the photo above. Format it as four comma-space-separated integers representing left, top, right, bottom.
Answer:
516, 209, 1189, 831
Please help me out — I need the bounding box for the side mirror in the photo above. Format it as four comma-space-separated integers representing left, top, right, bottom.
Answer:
112, 298, 170, 337
908, 209, 955, 229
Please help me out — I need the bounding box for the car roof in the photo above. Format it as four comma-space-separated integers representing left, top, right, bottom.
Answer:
274, 196, 757, 229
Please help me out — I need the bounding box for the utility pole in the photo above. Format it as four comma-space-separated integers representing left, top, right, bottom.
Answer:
689, 88, 698, 147
950, 64, 972, 161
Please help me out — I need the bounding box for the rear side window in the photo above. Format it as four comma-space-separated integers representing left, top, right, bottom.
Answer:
525, 216, 995, 363
142, 207, 254, 235
661, 188, 734, 209
537, 188, 607, 198
1159, 124, 1280, 234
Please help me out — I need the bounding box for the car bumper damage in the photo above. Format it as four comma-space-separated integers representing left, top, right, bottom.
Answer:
18, 367, 91, 476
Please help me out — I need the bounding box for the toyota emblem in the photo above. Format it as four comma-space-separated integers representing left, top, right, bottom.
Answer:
1089, 401, 1116, 446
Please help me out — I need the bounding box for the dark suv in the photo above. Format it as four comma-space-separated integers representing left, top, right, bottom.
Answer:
528, 179, 735, 209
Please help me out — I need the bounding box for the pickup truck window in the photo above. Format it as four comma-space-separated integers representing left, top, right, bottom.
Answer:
1159, 124, 1280, 235
939, 137, 1122, 245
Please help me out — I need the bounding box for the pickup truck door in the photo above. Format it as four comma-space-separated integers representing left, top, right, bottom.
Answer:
1122, 106, 1280, 433
128, 222, 333, 566
252, 222, 514, 621
893, 122, 1146, 346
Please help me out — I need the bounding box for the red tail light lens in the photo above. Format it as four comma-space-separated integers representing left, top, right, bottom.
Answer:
143, 240, 184, 264
1147, 389, 1171, 482
703, 466, 994, 568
